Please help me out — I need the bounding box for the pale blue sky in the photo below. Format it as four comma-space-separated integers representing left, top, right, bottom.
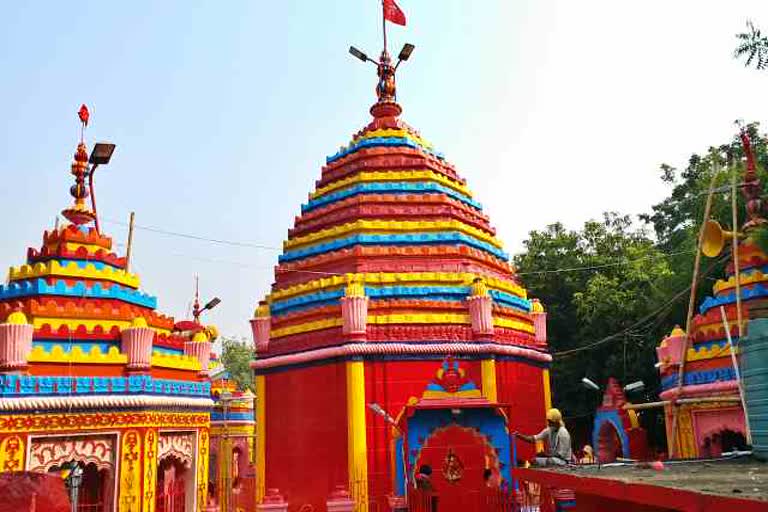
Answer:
1, 1, 767, 339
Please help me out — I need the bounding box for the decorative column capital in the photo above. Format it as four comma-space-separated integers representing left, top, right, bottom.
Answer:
341, 275, 368, 341
530, 298, 547, 344
184, 335, 212, 377
467, 278, 494, 340
327, 485, 355, 512
0, 310, 34, 373
121, 317, 154, 372
251, 301, 271, 353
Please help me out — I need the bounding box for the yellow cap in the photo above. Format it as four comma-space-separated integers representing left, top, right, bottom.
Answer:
192, 331, 209, 343
131, 317, 148, 328
470, 277, 488, 297
546, 408, 563, 425
204, 325, 219, 340
669, 325, 685, 338
344, 274, 366, 297
254, 302, 270, 318
530, 299, 545, 314
6, 311, 28, 325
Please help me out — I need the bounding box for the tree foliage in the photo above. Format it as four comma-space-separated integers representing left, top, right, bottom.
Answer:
220, 337, 255, 392
735, 20, 768, 70
515, 214, 674, 423
514, 123, 768, 447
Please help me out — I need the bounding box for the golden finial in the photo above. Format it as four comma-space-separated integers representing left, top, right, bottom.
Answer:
254, 301, 270, 318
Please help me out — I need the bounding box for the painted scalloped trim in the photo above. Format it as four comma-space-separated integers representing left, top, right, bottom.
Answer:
284, 219, 503, 251
279, 232, 508, 263
311, 169, 471, 201
0, 278, 157, 308
27, 244, 126, 268
699, 283, 768, 314
269, 272, 526, 302
27, 344, 127, 363
301, 181, 481, 213
327, 136, 442, 164
42, 225, 112, 250
151, 352, 202, 371
8, 260, 140, 288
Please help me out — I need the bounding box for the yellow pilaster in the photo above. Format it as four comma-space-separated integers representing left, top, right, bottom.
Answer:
255, 374, 266, 504
119, 430, 142, 512
196, 429, 210, 512
346, 360, 369, 512
542, 369, 552, 411
0, 435, 26, 472
142, 429, 158, 512
481, 359, 498, 402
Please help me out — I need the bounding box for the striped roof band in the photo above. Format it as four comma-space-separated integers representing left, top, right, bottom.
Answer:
269, 286, 532, 316
284, 220, 504, 251
302, 182, 482, 213
310, 170, 470, 201
270, 313, 535, 339
327, 136, 444, 164
278, 232, 509, 263
0, 278, 157, 309
351, 128, 434, 150
269, 272, 526, 301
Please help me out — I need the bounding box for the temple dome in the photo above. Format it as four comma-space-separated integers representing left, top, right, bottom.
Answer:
257, 95, 545, 356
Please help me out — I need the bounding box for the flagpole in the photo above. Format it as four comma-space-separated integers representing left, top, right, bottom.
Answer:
382, 0, 388, 54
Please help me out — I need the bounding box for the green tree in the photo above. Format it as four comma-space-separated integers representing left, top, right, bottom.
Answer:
515, 213, 675, 423
220, 337, 255, 392
735, 20, 768, 70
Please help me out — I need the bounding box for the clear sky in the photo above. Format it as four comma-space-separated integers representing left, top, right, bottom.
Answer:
1, 1, 767, 340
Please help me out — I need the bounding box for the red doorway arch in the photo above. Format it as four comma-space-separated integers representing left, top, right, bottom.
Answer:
597, 422, 623, 463
413, 424, 500, 512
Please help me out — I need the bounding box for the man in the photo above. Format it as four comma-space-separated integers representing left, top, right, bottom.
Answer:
515, 408, 573, 466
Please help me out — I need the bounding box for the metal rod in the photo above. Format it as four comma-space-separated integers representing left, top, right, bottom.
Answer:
720, 305, 753, 445
669, 163, 719, 458
382, 0, 387, 54
88, 164, 101, 233
623, 396, 742, 410
125, 211, 135, 272
732, 165, 744, 340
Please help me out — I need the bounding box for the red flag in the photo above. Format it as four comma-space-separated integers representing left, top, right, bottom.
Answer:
383, 0, 406, 26
78, 104, 89, 127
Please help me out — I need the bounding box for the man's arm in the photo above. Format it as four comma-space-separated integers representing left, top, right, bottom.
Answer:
514, 428, 547, 444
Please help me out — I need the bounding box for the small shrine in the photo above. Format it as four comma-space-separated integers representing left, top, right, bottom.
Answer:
208, 366, 256, 512
0, 108, 217, 511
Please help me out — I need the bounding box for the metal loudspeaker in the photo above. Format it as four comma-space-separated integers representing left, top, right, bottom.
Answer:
701, 220, 740, 258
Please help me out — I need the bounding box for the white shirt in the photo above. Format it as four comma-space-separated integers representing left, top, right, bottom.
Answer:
534, 425, 573, 462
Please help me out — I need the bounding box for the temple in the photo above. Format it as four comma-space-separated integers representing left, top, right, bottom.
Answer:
654, 129, 764, 458
249, 45, 551, 512
0, 111, 216, 512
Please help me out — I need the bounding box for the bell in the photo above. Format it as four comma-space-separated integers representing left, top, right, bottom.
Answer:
701, 220, 741, 257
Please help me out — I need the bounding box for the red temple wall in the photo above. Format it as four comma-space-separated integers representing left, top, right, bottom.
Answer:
264, 362, 348, 511
496, 360, 546, 461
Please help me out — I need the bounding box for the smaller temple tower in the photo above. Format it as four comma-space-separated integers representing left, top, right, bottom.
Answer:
656, 128, 765, 458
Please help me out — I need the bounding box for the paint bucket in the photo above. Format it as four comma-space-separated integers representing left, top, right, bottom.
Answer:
742, 318, 768, 460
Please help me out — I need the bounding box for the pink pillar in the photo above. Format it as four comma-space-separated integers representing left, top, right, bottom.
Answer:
257, 488, 288, 512
532, 311, 547, 343
0, 322, 33, 372
341, 295, 368, 341
184, 341, 212, 376
467, 295, 494, 339
250, 317, 271, 353
326, 486, 355, 512
121, 326, 154, 371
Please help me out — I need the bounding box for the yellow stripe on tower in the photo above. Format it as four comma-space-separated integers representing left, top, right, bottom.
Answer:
346, 360, 369, 512
32, 317, 171, 336
542, 369, 552, 411
481, 359, 498, 402
8, 260, 140, 288
352, 128, 433, 149
310, 170, 471, 200
255, 375, 266, 504
284, 220, 503, 251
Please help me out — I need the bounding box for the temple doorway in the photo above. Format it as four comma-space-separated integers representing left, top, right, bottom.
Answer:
413, 424, 500, 512
597, 422, 623, 463
156, 456, 188, 512
699, 429, 747, 458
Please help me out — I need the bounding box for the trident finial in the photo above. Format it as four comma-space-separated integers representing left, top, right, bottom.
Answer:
737, 123, 766, 230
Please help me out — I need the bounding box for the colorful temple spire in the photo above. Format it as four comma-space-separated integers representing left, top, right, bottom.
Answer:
250, 32, 551, 511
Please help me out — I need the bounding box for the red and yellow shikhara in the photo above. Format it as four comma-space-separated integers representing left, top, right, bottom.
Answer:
249, 47, 551, 512
0, 112, 217, 512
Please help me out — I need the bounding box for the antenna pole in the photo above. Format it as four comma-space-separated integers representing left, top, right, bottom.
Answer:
125, 211, 135, 272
